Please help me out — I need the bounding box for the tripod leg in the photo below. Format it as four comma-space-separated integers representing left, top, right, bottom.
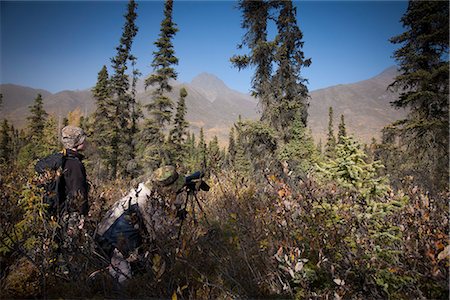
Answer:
193, 193, 209, 226
177, 192, 189, 240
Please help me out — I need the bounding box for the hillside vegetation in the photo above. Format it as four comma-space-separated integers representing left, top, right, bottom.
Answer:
0, 0, 448, 299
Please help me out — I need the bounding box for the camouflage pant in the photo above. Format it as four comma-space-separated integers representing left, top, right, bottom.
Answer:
60, 212, 86, 251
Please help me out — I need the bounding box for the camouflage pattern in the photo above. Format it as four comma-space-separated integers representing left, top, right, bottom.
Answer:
61, 125, 86, 149
152, 165, 185, 193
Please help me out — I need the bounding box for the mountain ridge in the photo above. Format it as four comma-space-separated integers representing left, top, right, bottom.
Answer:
0, 67, 406, 145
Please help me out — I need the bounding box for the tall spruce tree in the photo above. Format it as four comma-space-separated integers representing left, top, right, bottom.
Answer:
227, 126, 237, 166
208, 136, 222, 174
389, 0, 449, 192
325, 107, 336, 159
184, 132, 197, 172
270, 0, 310, 134
198, 128, 207, 172
108, 0, 139, 178
337, 114, 347, 144
9, 125, 22, 163
143, 0, 179, 167
231, 0, 274, 115
233, 123, 252, 176
0, 119, 12, 164
92, 65, 113, 174
27, 94, 48, 143
277, 116, 318, 175
43, 116, 59, 154
232, 0, 310, 136
169, 87, 189, 165
19, 94, 49, 164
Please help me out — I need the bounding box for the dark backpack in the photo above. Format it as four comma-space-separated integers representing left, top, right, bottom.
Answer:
35, 151, 67, 216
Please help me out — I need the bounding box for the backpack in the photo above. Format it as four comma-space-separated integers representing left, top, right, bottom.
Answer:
35, 150, 67, 216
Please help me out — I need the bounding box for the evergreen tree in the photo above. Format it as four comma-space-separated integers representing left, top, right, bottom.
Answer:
169, 87, 189, 165
143, 0, 179, 167
0, 93, 3, 112
129, 55, 142, 159
92, 65, 114, 176
42, 115, 59, 154
318, 135, 388, 199
9, 125, 22, 163
0, 119, 12, 164
184, 132, 197, 172
325, 107, 336, 159
232, 0, 310, 136
270, 0, 310, 134
231, 0, 274, 114
337, 114, 347, 144
109, 0, 139, 178
198, 128, 207, 172
27, 94, 48, 143
227, 126, 237, 166
233, 129, 252, 177
277, 116, 318, 175
389, 0, 449, 192
316, 139, 323, 156
18, 94, 49, 166
208, 135, 222, 174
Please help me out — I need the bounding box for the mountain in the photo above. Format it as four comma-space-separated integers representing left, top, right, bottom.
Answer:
308, 66, 406, 143
0, 67, 406, 145
136, 73, 258, 142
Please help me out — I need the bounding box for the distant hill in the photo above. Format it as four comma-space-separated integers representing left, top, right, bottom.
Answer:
308, 66, 407, 143
0, 67, 406, 145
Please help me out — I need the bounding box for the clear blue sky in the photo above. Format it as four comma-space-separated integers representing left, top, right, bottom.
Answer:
0, 0, 408, 94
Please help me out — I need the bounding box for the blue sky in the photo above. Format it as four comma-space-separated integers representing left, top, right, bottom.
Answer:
0, 1, 408, 94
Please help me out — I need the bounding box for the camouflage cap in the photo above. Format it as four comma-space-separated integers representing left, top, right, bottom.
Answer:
61, 125, 86, 149
152, 165, 185, 193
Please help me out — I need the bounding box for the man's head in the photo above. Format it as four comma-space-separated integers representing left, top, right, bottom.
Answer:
152, 165, 185, 194
61, 125, 86, 150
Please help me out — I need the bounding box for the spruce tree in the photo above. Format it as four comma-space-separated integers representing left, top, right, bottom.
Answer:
277, 116, 317, 175
92, 65, 113, 176
233, 129, 252, 177
389, 0, 449, 192
27, 94, 48, 143
109, 0, 139, 178
337, 114, 347, 145
270, 0, 310, 134
129, 55, 142, 156
169, 87, 189, 165
316, 139, 323, 156
18, 94, 49, 165
318, 135, 387, 199
198, 128, 207, 172
325, 107, 336, 159
184, 132, 197, 172
232, 0, 310, 136
227, 126, 237, 166
143, 0, 179, 167
9, 125, 21, 163
43, 115, 59, 154
231, 0, 274, 113
208, 135, 221, 174
0, 119, 12, 164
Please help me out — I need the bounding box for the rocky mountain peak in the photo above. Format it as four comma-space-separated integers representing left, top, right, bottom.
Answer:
190, 73, 229, 93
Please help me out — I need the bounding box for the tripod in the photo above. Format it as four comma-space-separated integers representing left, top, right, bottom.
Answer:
177, 177, 210, 239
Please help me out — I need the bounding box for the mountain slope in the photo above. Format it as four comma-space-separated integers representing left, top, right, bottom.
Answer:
308, 67, 406, 143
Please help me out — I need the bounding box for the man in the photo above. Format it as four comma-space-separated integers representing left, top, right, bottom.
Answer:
34, 125, 89, 275
60, 125, 89, 216
96, 165, 186, 283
